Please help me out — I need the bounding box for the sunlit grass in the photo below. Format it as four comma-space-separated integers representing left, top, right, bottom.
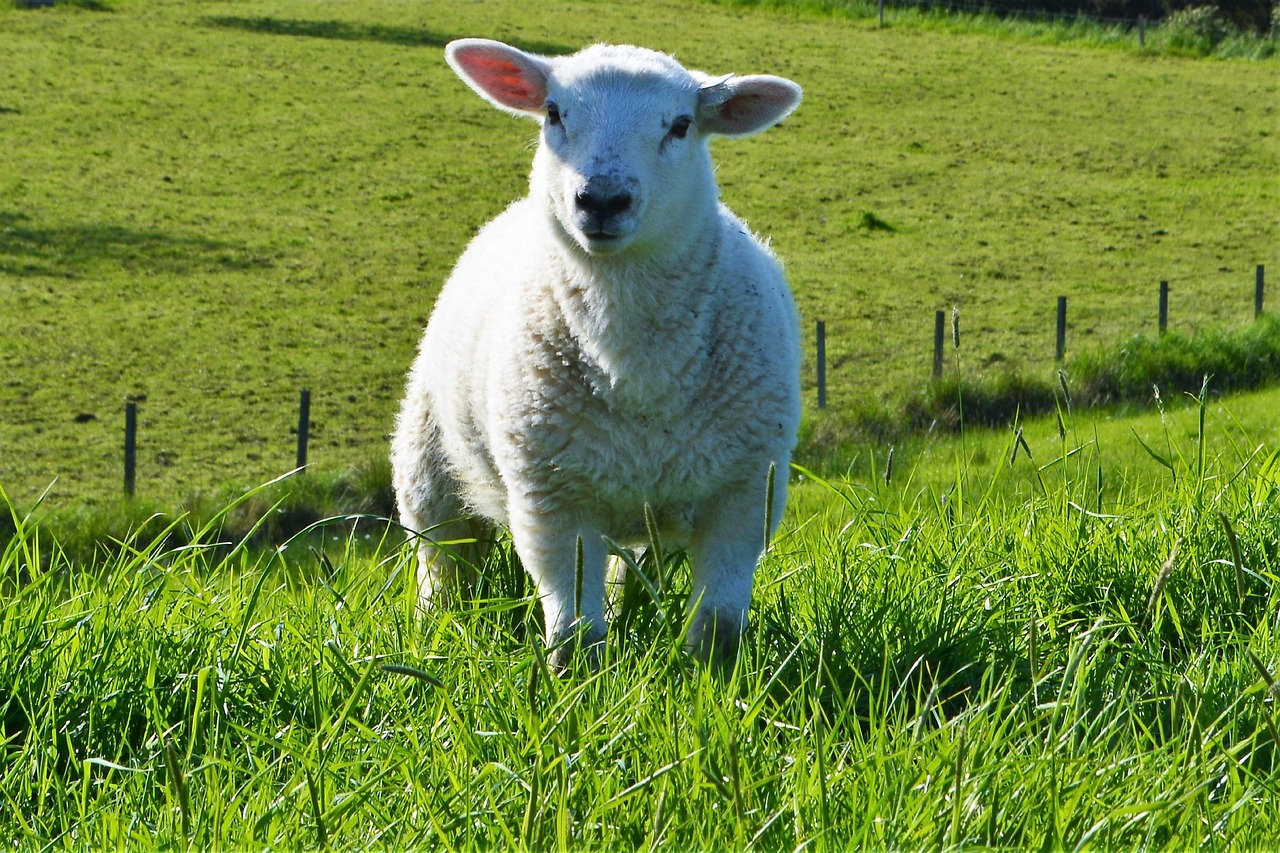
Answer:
1, 4, 1276, 840
3, 390, 1278, 847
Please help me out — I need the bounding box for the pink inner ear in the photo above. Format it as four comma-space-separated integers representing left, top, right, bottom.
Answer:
470, 56, 540, 105
454, 47, 547, 111
720, 92, 764, 125
702, 78, 799, 137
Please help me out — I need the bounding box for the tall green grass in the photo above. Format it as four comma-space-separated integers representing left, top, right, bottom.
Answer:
932, 312, 1280, 423
3, 388, 1277, 847
0, 458, 396, 570
1074, 313, 1280, 404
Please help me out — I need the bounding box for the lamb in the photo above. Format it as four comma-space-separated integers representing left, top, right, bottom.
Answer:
391, 38, 802, 668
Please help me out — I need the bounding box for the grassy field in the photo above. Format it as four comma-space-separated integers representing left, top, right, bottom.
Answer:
0, 0, 1275, 508
2, 1, 1279, 846
3, 389, 1279, 847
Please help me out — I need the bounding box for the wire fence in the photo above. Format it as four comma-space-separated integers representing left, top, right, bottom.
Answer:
113, 265, 1268, 494
812, 264, 1268, 408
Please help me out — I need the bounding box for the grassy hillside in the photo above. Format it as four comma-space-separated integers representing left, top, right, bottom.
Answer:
0, 0, 1274, 508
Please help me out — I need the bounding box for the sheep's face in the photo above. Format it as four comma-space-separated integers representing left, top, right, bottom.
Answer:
445, 40, 802, 258
533, 63, 707, 256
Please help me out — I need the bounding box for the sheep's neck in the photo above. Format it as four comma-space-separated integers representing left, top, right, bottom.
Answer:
553, 234, 721, 406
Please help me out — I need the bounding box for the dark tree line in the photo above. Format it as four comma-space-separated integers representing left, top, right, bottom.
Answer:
934, 0, 1274, 32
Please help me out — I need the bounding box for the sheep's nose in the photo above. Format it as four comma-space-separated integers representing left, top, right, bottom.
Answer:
575, 188, 633, 217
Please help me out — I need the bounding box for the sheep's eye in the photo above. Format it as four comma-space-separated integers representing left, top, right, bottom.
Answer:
669, 115, 692, 140
545, 102, 562, 126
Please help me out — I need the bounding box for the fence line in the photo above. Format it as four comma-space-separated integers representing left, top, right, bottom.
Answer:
814, 263, 1267, 408
116, 266, 1267, 496
123, 391, 315, 499
816, 321, 828, 409
933, 311, 946, 378
1159, 281, 1169, 334
1055, 296, 1068, 363
1258, 265, 1266, 319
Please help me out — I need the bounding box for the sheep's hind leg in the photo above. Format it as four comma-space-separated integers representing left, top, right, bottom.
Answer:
408, 511, 492, 612
604, 547, 649, 623
392, 421, 491, 612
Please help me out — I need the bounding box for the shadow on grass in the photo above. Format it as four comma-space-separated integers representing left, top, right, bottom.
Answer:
200, 15, 572, 55
15, 0, 114, 9
0, 210, 273, 278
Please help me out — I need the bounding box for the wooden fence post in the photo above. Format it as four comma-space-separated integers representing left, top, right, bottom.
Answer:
1257, 264, 1265, 319
815, 321, 827, 409
1056, 296, 1067, 362
124, 402, 137, 497
933, 310, 945, 379
1159, 281, 1169, 334
296, 389, 311, 470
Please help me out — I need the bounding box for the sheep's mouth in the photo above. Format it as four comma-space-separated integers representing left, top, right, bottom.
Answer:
579, 229, 632, 255
578, 219, 625, 242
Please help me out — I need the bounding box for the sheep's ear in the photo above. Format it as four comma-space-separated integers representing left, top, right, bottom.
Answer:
445, 38, 551, 116
697, 75, 802, 138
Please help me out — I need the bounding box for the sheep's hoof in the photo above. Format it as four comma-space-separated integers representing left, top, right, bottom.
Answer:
415, 554, 478, 614
547, 625, 607, 673
686, 612, 745, 672
415, 579, 459, 614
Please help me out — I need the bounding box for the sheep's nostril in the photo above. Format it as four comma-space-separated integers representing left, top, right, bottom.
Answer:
603, 193, 632, 215
575, 190, 632, 217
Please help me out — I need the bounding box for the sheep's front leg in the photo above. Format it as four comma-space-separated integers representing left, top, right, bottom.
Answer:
510, 511, 609, 669
687, 474, 785, 667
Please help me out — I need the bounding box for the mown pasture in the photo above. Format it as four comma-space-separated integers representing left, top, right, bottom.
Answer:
0, 0, 1275, 506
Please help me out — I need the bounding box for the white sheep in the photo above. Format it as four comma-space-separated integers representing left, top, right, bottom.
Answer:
391, 38, 802, 667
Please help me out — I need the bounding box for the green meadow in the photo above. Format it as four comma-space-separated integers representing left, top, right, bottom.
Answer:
1, 0, 1279, 847
1, 0, 1275, 506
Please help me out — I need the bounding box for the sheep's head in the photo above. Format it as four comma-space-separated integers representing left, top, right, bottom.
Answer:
445, 39, 801, 258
